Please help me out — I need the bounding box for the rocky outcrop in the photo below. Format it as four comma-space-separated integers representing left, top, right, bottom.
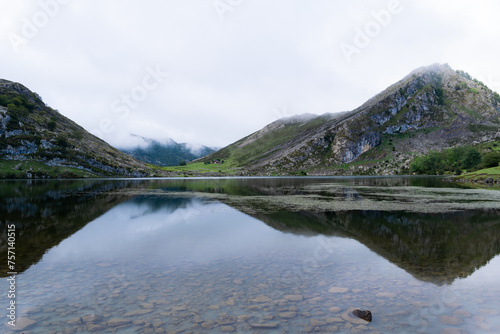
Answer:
352, 309, 372, 322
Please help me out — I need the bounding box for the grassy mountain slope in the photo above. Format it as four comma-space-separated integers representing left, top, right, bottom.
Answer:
0, 79, 165, 178
200, 64, 500, 175
205, 113, 341, 166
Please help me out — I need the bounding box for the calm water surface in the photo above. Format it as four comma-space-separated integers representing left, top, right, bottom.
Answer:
1, 177, 500, 333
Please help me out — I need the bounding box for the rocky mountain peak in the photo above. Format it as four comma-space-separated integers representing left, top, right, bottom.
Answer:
203, 64, 500, 175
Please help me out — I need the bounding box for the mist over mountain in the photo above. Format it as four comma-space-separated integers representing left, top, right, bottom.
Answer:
119, 134, 217, 166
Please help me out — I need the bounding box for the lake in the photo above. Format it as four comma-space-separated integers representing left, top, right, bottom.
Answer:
1, 176, 500, 333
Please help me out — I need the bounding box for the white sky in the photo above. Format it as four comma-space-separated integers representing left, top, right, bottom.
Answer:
1, 0, 499, 148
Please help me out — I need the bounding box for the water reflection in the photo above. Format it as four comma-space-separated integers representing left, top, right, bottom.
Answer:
0, 180, 500, 333
248, 209, 500, 285
2, 177, 500, 285
0, 179, 144, 276
52, 197, 284, 267
1, 177, 500, 333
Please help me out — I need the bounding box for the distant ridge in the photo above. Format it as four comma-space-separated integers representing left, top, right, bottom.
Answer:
119, 134, 217, 166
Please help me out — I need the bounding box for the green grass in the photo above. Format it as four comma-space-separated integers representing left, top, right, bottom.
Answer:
0, 159, 97, 179
474, 140, 500, 152
229, 124, 304, 165
454, 166, 500, 183
160, 160, 240, 175
462, 166, 500, 176
204, 117, 332, 168
460, 105, 481, 119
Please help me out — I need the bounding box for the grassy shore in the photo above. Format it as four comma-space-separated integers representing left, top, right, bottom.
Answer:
0, 159, 97, 179
159, 161, 242, 176
453, 166, 500, 186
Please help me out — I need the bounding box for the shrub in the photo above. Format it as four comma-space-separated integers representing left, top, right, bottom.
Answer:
493, 92, 500, 105
481, 152, 500, 168
47, 120, 57, 131
435, 87, 445, 105
456, 70, 472, 80
55, 135, 69, 148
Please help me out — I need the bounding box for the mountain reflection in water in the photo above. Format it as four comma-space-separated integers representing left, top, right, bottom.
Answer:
1, 177, 499, 286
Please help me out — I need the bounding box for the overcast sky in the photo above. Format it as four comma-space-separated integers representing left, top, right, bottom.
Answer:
1, 0, 499, 149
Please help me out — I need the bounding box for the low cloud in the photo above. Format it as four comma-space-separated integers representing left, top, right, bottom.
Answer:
1, 0, 498, 148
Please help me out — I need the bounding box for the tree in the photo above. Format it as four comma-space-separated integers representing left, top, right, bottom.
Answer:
410, 151, 443, 175
410, 146, 482, 175
461, 147, 481, 169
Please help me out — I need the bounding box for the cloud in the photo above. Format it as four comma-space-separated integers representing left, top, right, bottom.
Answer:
1, 0, 499, 148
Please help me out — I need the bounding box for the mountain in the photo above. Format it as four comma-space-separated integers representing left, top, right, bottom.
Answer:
119, 135, 217, 166
201, 64, 500, 175
0, 79, 166, 178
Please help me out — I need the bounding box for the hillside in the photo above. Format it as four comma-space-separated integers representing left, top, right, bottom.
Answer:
201, 64, 500, 175
0, 79, 167, 178
120, 135, 216, 166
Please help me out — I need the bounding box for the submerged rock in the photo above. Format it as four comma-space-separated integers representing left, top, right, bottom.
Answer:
67, 317, 82, 325
440, 328, 469, 334
328, 306, 342, 313
440, 315, 463, 325
217, 315, 237, 325
310, 319, 327, 326
376, 292, 397, 298
201, 320, 215, 329
82, 314, 102, 323
221, 325, 236, 332
279, 311, 297, 319
124, 309, 154, 316
11, 317, 36, 331
107, 318, 132, 327
249, 322, 280, 329
284, 294, 304, 302
87, 323, 105, 332
251, 295, 273, 303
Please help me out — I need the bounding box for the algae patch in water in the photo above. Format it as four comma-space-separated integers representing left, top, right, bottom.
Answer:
113, 183, 500, 214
